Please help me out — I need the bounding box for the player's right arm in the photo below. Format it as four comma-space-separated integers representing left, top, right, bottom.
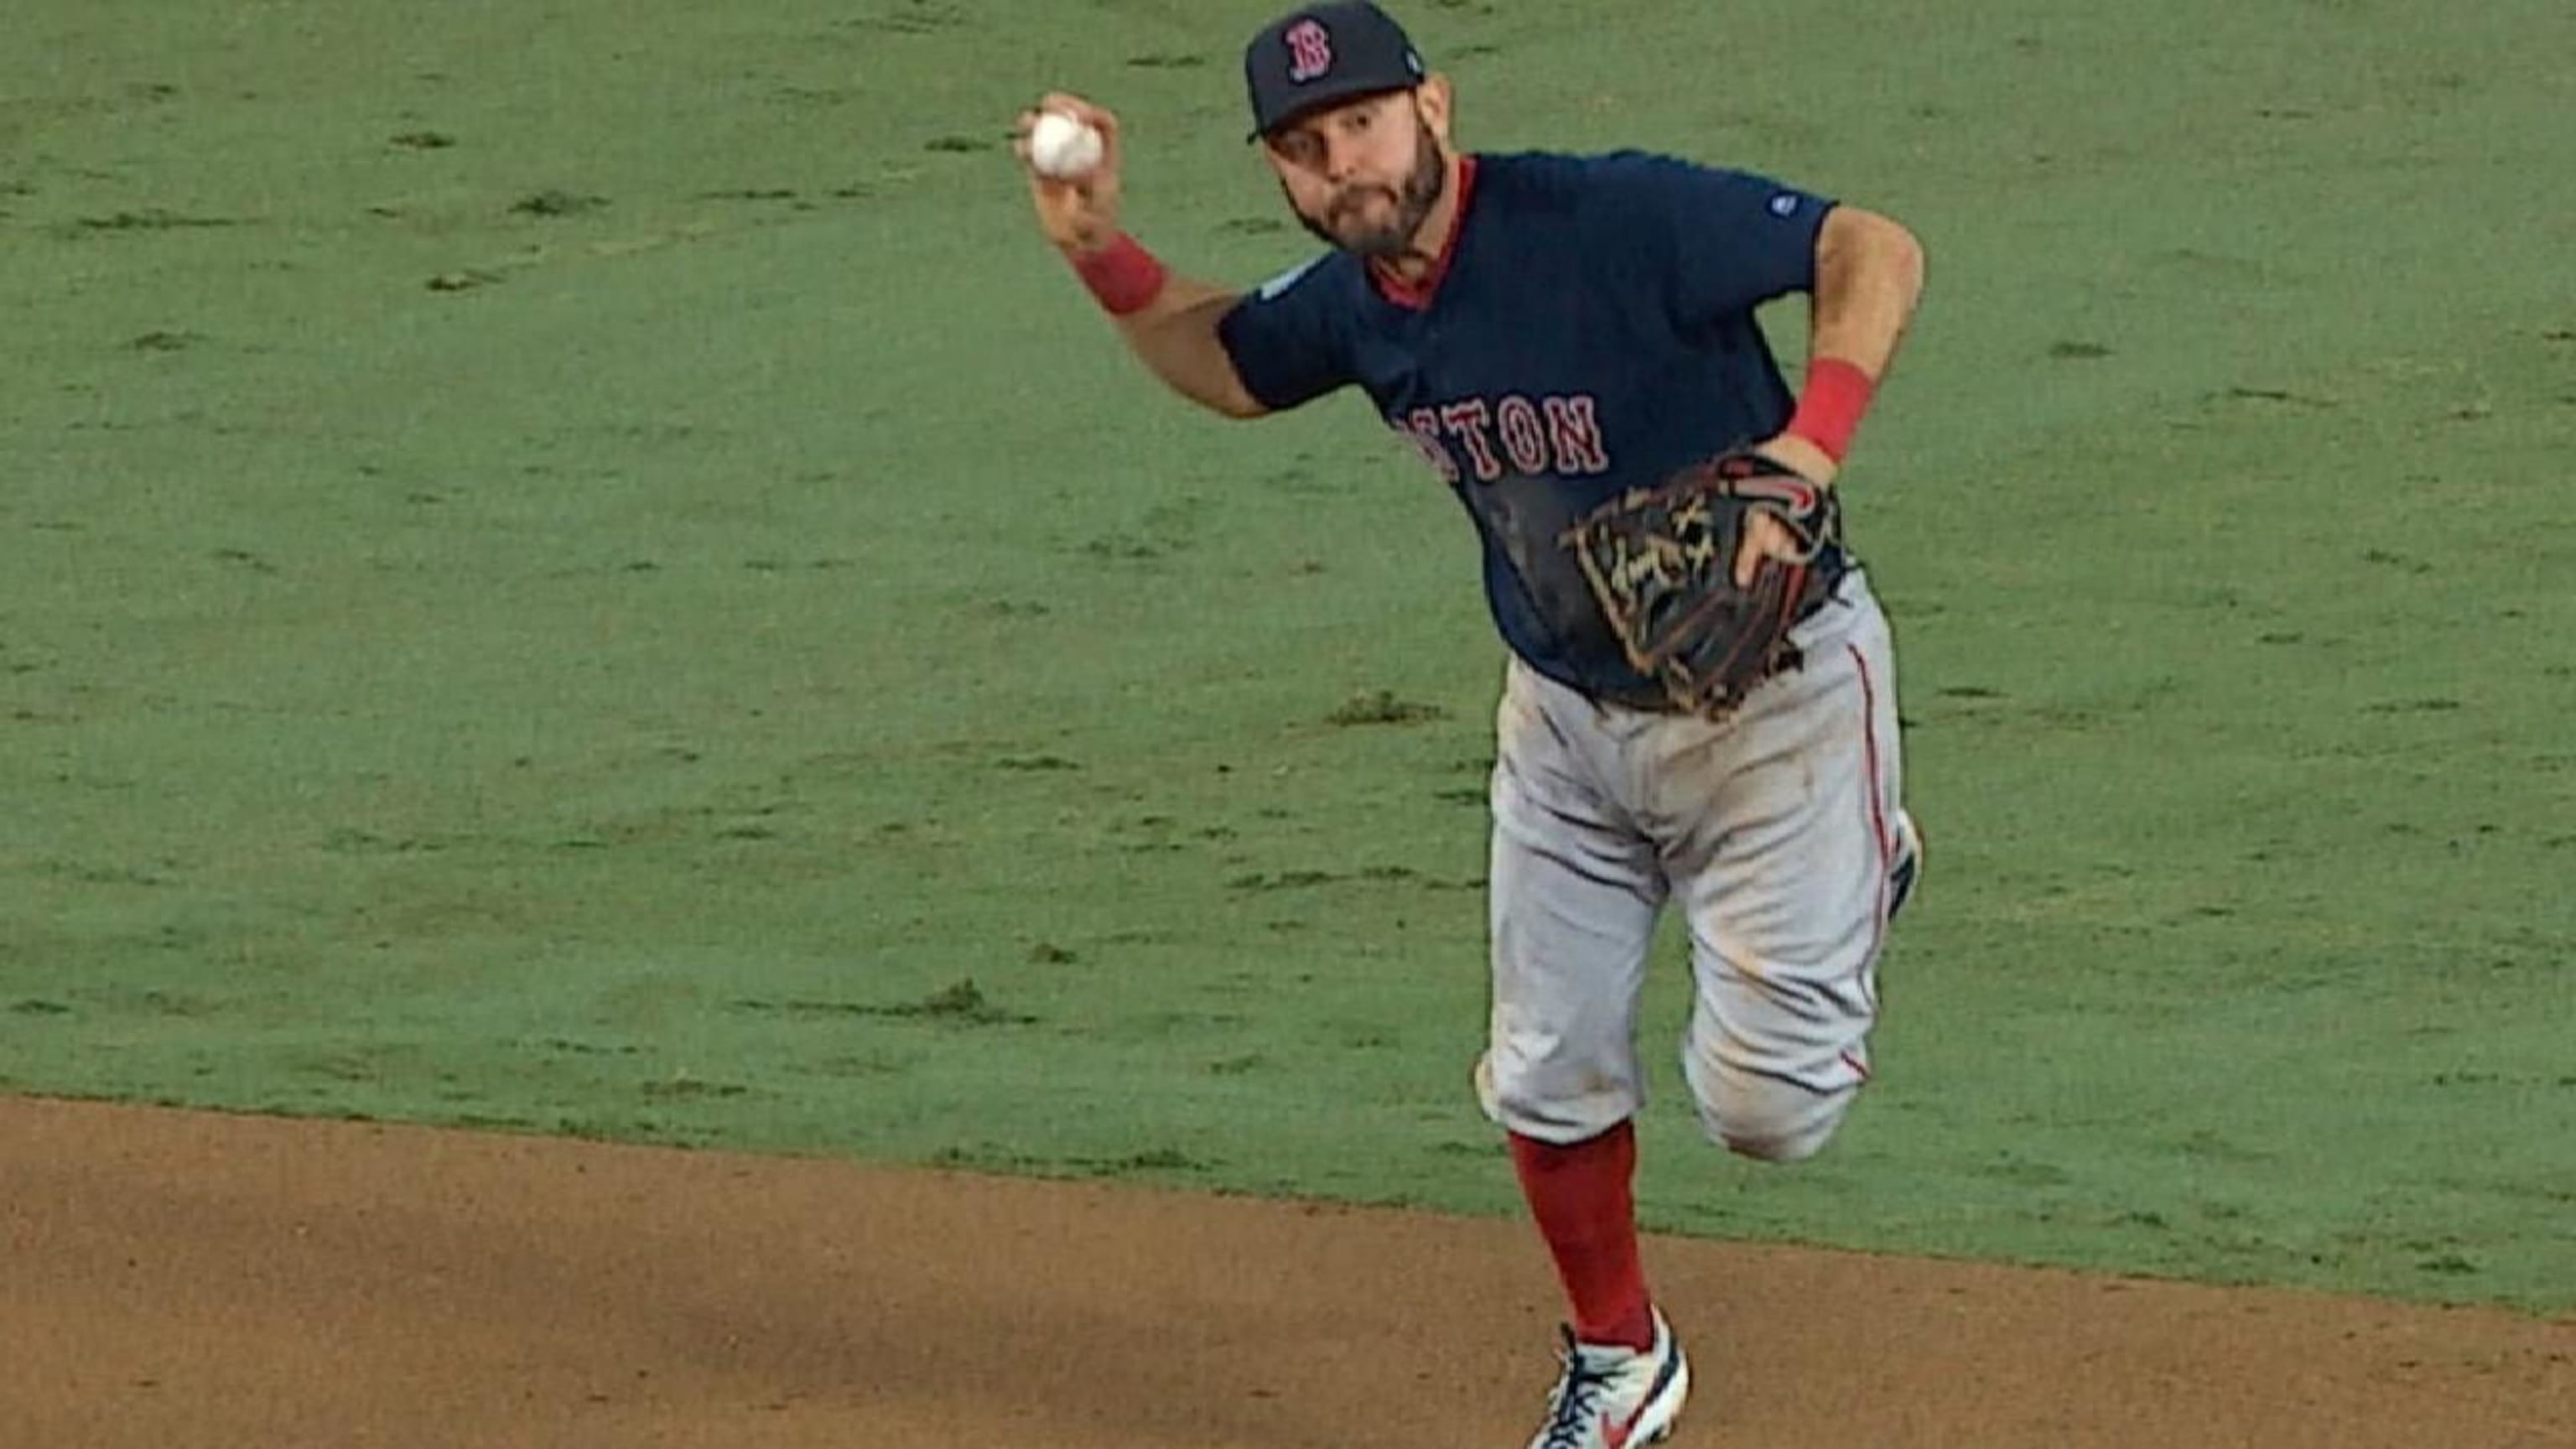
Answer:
1014, 96, 1264, 418
1103, 274, 1271, 420
1015, 95, 1345, 421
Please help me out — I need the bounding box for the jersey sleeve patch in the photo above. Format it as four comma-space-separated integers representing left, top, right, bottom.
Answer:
1218, 252, 1353, 413
1256, 255, 1325, 300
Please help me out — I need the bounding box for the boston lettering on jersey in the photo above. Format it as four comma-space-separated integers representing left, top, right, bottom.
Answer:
1398, 394, 1610, 485
1217, 148, 1835, 704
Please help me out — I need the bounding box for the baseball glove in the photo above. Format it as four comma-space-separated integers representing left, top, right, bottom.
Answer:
1560, 449, 1845, 720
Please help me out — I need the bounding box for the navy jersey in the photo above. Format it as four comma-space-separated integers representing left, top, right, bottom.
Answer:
1216, 149, 1836, 706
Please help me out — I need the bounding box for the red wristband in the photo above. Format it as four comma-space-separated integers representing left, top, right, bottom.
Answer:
1068, 232, 1169, 316
1785, 357, 1877, 464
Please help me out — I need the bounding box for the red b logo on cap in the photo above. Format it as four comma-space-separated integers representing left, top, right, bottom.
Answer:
1285, 18, 1333, 82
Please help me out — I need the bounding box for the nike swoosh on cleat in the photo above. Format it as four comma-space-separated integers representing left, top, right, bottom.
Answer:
1605, 1344, 1685, 1447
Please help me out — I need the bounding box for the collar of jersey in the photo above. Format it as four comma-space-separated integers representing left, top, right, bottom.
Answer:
1366, 154, 1480, 312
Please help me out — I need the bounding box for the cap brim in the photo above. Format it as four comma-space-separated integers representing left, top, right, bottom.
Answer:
1245, 80, 1418, 143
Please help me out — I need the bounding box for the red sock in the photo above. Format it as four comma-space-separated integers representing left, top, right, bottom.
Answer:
1509, 1121, 1654, 1350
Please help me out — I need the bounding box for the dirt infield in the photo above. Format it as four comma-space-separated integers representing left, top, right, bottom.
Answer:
3, 1097, 2567, 1448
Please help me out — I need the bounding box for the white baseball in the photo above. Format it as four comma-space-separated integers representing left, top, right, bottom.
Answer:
1027, 111, 1104, 179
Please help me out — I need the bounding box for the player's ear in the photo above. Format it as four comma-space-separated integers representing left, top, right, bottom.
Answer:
1415, 75, 1455, 142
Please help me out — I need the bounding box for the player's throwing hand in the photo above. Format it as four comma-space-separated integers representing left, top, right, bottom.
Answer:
1013, 93, 1126, 255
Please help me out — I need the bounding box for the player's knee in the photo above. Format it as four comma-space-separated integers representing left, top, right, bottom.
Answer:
1715, 1115, 1836, 1163
1474, 1048, 1638, 1144
1685, 1064, 1856, 1164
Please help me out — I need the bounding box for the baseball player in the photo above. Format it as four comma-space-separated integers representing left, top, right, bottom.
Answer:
1015, 3, 1926, 1444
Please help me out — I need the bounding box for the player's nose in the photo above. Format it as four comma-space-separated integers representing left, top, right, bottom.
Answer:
1318, 128, 1366, 182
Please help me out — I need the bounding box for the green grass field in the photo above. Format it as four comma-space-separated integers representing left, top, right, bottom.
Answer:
5, 1, 2571, 1314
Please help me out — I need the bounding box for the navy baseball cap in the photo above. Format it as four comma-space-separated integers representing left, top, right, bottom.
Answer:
1244, 1, 1429, 141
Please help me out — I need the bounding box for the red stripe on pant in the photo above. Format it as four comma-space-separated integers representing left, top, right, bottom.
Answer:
1846, 639, 1894, 1015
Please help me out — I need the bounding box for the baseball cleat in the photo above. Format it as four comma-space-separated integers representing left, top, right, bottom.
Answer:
1888, 809, 1924, 922
1523, 1307, 1690, 1448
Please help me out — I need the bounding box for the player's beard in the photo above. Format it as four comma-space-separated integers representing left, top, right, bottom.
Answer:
1291, 119, 1447, 261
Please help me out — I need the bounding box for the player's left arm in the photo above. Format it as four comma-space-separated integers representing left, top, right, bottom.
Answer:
1760, 205, 1928, 488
